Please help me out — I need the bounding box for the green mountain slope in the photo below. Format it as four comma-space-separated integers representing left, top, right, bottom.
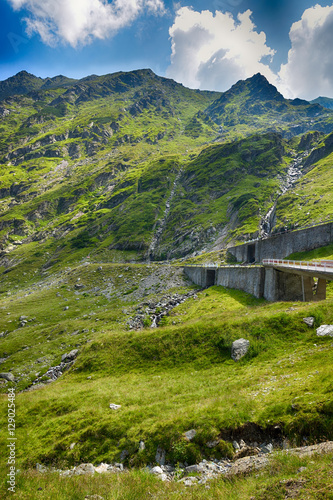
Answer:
204, 73, 333, 140
0, 70, 78, 101
0, 69, 332, 267
0, 69, 333, 496
311, 96, 333, 110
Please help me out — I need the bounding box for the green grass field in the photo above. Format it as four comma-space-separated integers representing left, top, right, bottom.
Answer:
0, 254, 332, 498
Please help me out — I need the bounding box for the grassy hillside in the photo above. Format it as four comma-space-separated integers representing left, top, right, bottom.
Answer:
0, 69, 333, 269
1, 259, 333, 461
0, 255, 332, 497
272, 133, 333, 232
1, 69, 333, 498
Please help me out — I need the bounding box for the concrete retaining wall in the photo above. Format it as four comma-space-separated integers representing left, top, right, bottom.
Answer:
228, 222, 333, 263
183, 266, 207, 287
216, 266, 265, 298
185, 265, 317, 302
184, 265, 265, 298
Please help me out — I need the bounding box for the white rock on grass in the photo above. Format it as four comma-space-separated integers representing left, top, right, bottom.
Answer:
316, 325, 333, 337
231, 339, 250, 361
109, 404, 121, 410
74, 463, 95, 475
303, 317, 315, 327
150, 466, 163, 475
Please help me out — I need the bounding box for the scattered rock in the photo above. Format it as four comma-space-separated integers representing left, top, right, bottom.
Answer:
94, 463, 109, 474
31, 350, 78, 386
185, 464, 203, 473
75, 283, 85, 290
139, 440, 145, 451
239, 439, 246, 449
38, 441, 333, 486
231, 339, 250, 361
155, 446, 166, 465
64, 306, 69, 311
316, 325, 333, 337
127, 290, 198, 330
206, 439, 220, 448
69, 443, 76, 450
61, 349, 78, 363
303, 317, 314, 327
260, 443, 273, 454
109, 403, 121, 410
178, 476, 198, 486
185, 429, 197, 441
233, 441, 240, 451
74, 463, 95, 475
85, 496, 104, 500
150, 466, 163, 475
36, 463, 48, 473
0, 372, 15, 382
119, 450, 128, 461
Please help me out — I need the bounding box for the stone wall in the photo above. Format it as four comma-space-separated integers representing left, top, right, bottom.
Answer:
228, 221, 333, 263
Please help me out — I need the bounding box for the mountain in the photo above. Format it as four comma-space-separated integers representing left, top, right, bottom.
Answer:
0, 69, 333, 487
0, 70, 78, 101
204, 73, 332, 139
311, 96, 333, 110
0, 69, 332, 267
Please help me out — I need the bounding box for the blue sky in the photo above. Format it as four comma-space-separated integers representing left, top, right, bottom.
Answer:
1, 0, 333, 99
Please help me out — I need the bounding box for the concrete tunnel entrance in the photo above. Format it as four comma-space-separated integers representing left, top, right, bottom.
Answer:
247, 243, 256, 264
205, 269, 216, 287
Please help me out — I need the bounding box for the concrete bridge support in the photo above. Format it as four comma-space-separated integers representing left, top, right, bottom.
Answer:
264, 268, 305, 302
315, 279, 326, 301
302, 276, 314, 302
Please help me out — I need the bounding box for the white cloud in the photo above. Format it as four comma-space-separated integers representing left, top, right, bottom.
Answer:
278, 4, 333, 100
166, 7, 277, 91
8, 0, 165, 47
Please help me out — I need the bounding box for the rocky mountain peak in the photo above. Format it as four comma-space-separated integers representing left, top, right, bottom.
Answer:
237, 72, 284, 102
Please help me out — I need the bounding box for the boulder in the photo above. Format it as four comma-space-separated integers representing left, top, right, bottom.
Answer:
185, 464, 204, 473
74, 463, 95, 475
61, 349, 78, 363
316, 325, 333, 337
150, 466, 163, 475
303, 317, 315, 327
0, 372, 15, 382
185, 429, 197, 441
231, 339, 250, 361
